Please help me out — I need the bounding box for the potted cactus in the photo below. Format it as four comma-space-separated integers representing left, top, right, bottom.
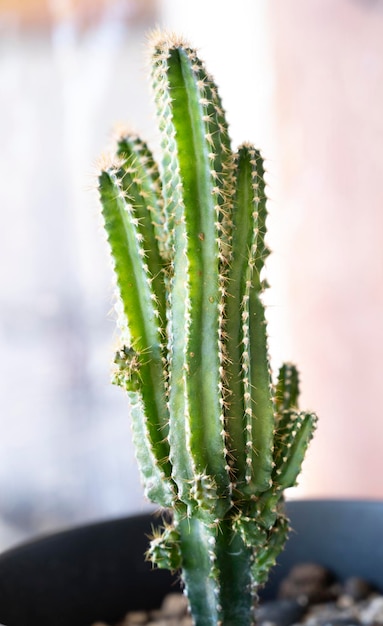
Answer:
2, 29, 383, 626
97, 32, 317, 626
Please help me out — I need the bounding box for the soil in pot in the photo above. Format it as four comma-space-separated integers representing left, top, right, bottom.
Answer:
2, 501, 383, 626
92, 563, 383, 626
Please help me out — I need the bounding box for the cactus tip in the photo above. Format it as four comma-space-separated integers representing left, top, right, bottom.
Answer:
96, 151, 125, 175
147, 28, 193, 54
111, 123, 139, 145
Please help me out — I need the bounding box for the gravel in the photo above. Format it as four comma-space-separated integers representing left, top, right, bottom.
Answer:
92, 564, 382, 626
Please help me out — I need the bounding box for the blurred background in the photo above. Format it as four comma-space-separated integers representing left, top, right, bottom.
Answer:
1, 0, 383, 552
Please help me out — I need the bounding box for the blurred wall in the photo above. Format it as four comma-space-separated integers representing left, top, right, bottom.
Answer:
268, 0, 383, 497
0, 0, 159, 551
1, 0, 383, 552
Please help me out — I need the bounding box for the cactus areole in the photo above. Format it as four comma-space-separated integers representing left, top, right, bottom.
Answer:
98, 32, 317, 626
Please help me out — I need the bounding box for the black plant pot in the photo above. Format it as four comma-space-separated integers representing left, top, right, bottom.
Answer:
0, 500, 383, 626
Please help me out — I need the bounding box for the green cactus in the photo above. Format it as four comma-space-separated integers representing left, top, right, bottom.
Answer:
98, 32, 317, 626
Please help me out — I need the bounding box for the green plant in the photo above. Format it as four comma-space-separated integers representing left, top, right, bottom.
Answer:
98, 32, 317, 626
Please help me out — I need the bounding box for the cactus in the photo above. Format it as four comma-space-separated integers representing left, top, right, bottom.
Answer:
98, 32, 317, 626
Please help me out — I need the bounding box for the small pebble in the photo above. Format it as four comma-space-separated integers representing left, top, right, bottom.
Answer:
257, 599, 307, 626
148, 610, 163, 621
343, 578, 374, 603
303, 601, 358, 626
337, 595, 356, 609
359, 596, 383, 624
160, 593, 190, 618
279, 563, 336, 604
317, 620, 360, 626
123, 611, 149, 625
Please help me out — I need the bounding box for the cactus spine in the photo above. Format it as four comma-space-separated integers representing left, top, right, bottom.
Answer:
98, 32, 317, 626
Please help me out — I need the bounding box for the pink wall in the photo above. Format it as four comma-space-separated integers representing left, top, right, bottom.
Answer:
269, 0, 383, 497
